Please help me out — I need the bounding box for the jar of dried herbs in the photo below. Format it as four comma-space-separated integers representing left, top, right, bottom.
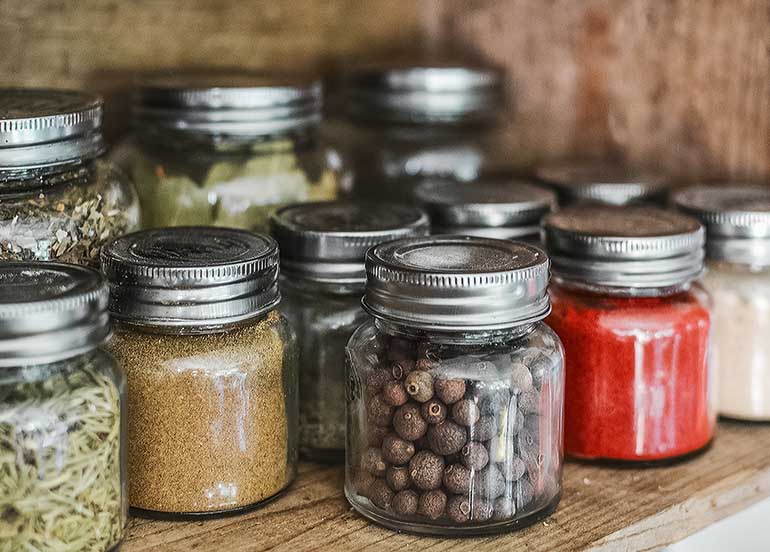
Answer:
112, 73, 341, 233
0, 262, 126, 551
271, 201, 429, 461
0, 88, 140, 266
102, 226, 298, 517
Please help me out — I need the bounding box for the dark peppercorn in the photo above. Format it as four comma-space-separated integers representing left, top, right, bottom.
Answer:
493, 495, 515, 520
367, 393, 394, 426
383, 380, 409, 407
382, 434, 415, 466
386, 465, 411, 492
474, 464, 506, 499
417, 489, 447, 520
365, 369, 392, 397
392, 490, 419, 516
352, 471, 375, 498
405, 370, 434, 403
518, 389, 540, 415
442, 463, 471, 494
469, 415, 497, 442
446, 495, 471, 524
452, 399, 480, 427
472, 499, 494, 521
393, 402, 428, 441
427, 420, 467, 455
500, 456, 526, 481
369, 478, 394, 511
421, 398, 447, 425
361, 447, 387, 476
408, 451, 444, 491
515, 478, 535, 509
434, 378, 465, 405
390, 359, 415, 381
461, 441, 489, 470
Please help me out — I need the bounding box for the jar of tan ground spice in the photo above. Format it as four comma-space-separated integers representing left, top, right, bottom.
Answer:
101, 227, 297, 517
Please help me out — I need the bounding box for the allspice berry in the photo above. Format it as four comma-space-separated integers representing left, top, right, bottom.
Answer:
461, 441, 489, 470
369, 478, 394, 511
500, 456, 526, 481
452, 398, 480, 427
382, 433, 415, 466
405, 370, 434, 403
390, 359, 415, 381
408, 451, 444, 491
415, 358, 436, 371
434, 378, 465, 405
442, 463, 471, 494
469, 415, 497, 442
493, 495, 515, 520
392, 490, 419, 516
352, 470, 375, 499
393, 402, 428, 441
515, 478, 535, 509
510, 362, 533, 392
367, 393, 394, 427
386, 338, 414, 362
427, 420, 467, 455
365, 369, 392, 397
421, 398, 447, 425
383, 380, 409, 407
417, 489, 447, 520
518, 389, 540, 415
361, 447, 387, 476
416, 341, 436, 361
471, 499, 494, 522
474, 464, 506, 499
446, 495, 471, 523
386, 465, 411, 492
368, 425, 390, 447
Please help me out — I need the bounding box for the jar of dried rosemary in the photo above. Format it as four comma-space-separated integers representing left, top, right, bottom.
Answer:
112, 73, 341, 233
0, 262, 126, 551
102, 226, 298, 517
0, 88, 140, 266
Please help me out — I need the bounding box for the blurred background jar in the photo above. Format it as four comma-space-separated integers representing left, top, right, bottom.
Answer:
112, 73, 341, 232
0, 88, 139, 266
271, 201, 428, 461
675, 185, 770, 422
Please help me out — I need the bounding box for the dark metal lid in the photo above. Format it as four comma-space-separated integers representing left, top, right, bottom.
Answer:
134, 72, 322, 136
271, 201, 429, 284
0, 263, 110, 365
414, 178, 556, 239
536, 162, 669, 206
101, 227, 280, 328
0, 88, 105, 171
345, 64, 505, 124
544, 206, 705, 288
363, 235, 550, 331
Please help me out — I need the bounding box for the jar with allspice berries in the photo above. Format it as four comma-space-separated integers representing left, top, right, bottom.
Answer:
345, 236, 565, 535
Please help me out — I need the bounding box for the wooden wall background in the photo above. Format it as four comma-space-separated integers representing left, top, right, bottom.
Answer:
2, 0, 769, 181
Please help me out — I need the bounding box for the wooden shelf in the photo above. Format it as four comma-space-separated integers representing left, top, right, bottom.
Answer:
123, 421, 770, 551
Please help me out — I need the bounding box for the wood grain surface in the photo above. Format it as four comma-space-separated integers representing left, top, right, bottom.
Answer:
122, 422, 770, 551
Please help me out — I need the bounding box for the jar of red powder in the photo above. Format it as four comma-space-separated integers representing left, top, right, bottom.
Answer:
544, 206, 714, 463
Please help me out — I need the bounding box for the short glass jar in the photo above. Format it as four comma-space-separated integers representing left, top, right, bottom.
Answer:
0, 88, 139, 266
0, 263, 126, 551
102, 227, 297, 517
334, 65, 510, 203
272, 201, 429, 461
112, 73, 340, 233
544, 206, 714, 462
675, 185, 770, 421
345, 236, 564, 535
414, 176, 555, 243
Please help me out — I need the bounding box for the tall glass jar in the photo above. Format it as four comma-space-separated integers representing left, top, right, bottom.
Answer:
345, 236, 564, 535
0, 88, 139, 266
0, 263, 126, 551
414, 176, 555, 243
675, 185, 770, 421
102, 227, 297, 517
271, 201, 428, 461
334, 65, 510, 203
112, 73, 340, 233
544, 206, 714, 463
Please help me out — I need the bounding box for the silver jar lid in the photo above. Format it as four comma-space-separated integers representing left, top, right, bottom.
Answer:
0, 88, 105, 171
414, 177, 556, 239
674, 185, 770, 265
101, 227, 280, 328
0, 263, 110, 366
134, 73, 322, 136
363, 236, 550, 331
271, 201, 429, 284
536, 162, 669, 206
345, 64, 504, 124
544, 206, 704, 288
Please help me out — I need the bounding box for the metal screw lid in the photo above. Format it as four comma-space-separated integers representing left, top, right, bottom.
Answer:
0, 88, 105, 171
674, 185, 770, 265
544, 206, 705, 289
134, 72, 322, 136
101, 227, 280, 328
414, 177, 556, 239
0, 262, 110, 366
345, 64, 505, 124
536, 162, 669, 206
363, 235, 551, 331
271, 201, 429, 284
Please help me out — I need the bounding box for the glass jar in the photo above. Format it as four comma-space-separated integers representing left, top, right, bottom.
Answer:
272, 201, 428, 461
414, 176, 555, 243
345, 236, 564, 535
112, 74, 340, 233
102, 227, 297, 517
0, 263, 126, 551
334, 65, 510, 203
0, 88, 140, 266
675, 185, 770, 421
544, 206, 714, 462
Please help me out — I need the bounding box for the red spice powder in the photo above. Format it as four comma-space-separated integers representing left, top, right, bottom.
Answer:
547, 283, 714, 461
